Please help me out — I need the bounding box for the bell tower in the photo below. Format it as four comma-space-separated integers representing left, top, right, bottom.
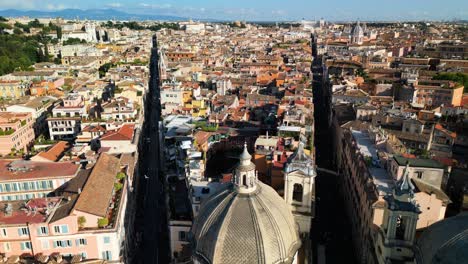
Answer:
284, 142, 316, 236
377, 163, 420, 263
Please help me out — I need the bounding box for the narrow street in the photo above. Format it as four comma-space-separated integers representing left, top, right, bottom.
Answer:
312, 55, 356, 264
129, 35, 170, 264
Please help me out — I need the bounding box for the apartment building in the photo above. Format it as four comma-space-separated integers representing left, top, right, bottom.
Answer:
0, 159, 80, 201
334, 122, 450, 264
0, 81, 30, 99
414, 80, 464, 107
0, 153, 129, 262
47, 94, 87, 140
101, 97, 137, 121
6, 97, 56, 138
0, 112, 35, 156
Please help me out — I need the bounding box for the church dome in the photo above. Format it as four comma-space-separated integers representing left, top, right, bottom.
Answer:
414, 213, 468, 264
352, 22, 364, 37
191, 145, 301, 264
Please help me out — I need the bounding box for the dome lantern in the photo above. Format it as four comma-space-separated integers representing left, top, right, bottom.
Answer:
234, 142, 258, 194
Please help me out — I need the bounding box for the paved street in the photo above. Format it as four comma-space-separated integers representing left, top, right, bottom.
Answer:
131, 35, 170, 264
311, 55, 356, 264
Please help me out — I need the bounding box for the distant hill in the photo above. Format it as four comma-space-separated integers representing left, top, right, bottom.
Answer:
0, 8, 187, 21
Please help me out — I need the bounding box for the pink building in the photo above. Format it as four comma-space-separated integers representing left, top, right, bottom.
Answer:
0, 153, 129, 262
0, 159, 80, 201
0, 112, 35, 156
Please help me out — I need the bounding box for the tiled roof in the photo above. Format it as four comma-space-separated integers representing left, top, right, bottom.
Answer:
100, 124, 135, 141
50, 169, 92, 223
34, 141, 71, 162
73, 153, 121, 217
82, 124, 106, 133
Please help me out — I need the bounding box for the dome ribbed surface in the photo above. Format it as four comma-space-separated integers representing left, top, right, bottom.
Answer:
192, 182, 301, 264
415, 213, 468, 264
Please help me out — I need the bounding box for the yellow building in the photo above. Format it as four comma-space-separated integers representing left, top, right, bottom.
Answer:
191, 99, 208, 117
182, 90, 192, 104
0, 81, 30, 99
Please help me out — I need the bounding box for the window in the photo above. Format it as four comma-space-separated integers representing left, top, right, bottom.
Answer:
76, 238, 87, 246
81, 252, 87, 259
41, 240, 49, 249
179, 231, 187, 241
292, 184, 303, 202
396, 216, 406, 240
103, 236, 111, 244
414, 171, 423, 179
54, 225, 69, 234
3, 242, 10, 252
18, 227, 29, 236
102, 250, 112, 260
37, 226, 48, 235
1, 228, 7, 237
20, 242, 32, 251
53, 240, 72, 248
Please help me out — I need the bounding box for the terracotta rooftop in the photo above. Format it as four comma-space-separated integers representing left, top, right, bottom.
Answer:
73, 153, 121, 217
34, 141, 71, 162
82, 124, 107, 133
0, 160, 79, 181
100, 124, 135, 141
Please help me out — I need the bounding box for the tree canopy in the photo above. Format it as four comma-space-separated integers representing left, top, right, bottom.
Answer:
63, 37, 87, 45
433, 72, 468, 92
0, 34, 46, 75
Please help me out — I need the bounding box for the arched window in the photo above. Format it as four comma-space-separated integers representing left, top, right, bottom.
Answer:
293, 184, 303, 202
243, 175, 247, 187
396, 215, 406, 240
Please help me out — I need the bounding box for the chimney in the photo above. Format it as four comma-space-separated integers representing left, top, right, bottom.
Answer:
78, 188, 82, 194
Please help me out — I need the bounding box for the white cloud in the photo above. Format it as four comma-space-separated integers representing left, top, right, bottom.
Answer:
106, 3, 122, 8
138, 3, 172, 9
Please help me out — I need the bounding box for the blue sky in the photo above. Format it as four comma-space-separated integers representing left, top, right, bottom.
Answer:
0, 0, 467, 21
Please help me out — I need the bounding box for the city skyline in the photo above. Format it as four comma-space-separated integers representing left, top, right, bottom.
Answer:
0, 0, 467, 21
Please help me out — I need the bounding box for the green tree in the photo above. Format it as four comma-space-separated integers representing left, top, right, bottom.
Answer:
114, 182, 123, 191
97, 218, 109, 228
433, 72, 468, 92
13, 28, 22, 35
77, 216, 86, 229
116, 172, 126, 180
56, 26, 62, 39
63, 37, 86, 45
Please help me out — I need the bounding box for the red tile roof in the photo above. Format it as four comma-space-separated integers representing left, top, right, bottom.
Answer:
35, 141, 71, 162
100, 124, 135, 141
82, 125, 106, 133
